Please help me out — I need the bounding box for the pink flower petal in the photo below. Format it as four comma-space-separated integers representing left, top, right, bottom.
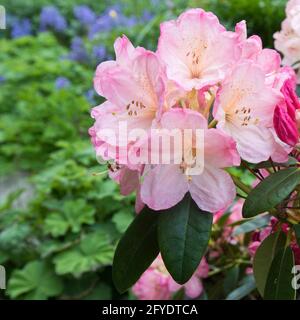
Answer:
141, 164, 189, 210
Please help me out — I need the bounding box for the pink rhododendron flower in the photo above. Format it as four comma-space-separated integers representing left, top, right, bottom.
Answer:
286, 0, 300, 34
140, 108, 240, 212
237, 21, 282, 76
93, 35, 165, 150
157, 8, 242, 91
214, 62, 283, 163
109, 166, 140, 196
132, 255, 209, 300
89, 8, 299, 216
274, 0, 300, 83
274, 79, 300, 146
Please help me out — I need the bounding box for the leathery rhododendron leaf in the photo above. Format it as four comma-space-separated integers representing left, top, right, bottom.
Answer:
294, 224, 300, 247
264, 246, 296, 300
158, 194, 213, 284
112, 207, 159, 293
253, 231, 286, 297
243, 168, 300, 218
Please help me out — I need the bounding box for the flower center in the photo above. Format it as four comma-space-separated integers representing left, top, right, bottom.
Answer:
226, 106, 260, 127
126, 100, 147, 117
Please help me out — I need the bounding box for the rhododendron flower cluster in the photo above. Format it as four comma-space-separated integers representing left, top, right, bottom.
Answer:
90, 8, 296, 214
274, 0, 300, 83
132, 255, 209, 300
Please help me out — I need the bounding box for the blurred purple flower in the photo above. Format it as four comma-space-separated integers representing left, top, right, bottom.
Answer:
55, 77, 70, 89
11, 19, 32, 38
0, 76, 5, 84
74, 5, 96, 26
88, 5, 137, 39
40, 6, 67, 32
85, 89, 96, 104
88, 16, 112, 39
141, 10, 154, 22
119, 15, 138, 28
92, 45, 106, 62
69, 37, 89, 63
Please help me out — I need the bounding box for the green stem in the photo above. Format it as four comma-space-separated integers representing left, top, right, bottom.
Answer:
286, 228, 293, 248
207, 263, 234, 277
207, 259, 251, 277
230, 174, 251, 195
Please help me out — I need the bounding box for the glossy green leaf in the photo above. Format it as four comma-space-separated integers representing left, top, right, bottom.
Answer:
112, 207, 159, 293
264, 246, 296, 300
243, 168, 300, 218
253, 231, 286, 296
158, 194, 213, 284
223, 266, 240, 296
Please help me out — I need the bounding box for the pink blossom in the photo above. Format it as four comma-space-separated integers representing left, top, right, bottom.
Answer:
274, 79, 300, 146
89, 8, 296, 217
286, 0, 300, 35
157, 8, 242, 91
214, 62, 284, 163
248, 241, 261, 258
109, 166, 140, 196
274, 0, 300, 83
140, 108, 240, 212
92, 35, 165, 150
132, 255, 209, 300
237, 22, 281, 76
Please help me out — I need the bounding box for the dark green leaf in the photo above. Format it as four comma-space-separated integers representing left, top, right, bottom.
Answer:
293, 224, 300, 247
158, 194, 213, 284
264, 246, 296, 300
253, 231, 286, 296
243, 168, 300, 218
112, 207, 159, 293
223, 266, 240, 296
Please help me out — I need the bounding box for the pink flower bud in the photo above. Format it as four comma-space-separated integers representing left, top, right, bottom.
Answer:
274, 79, 300, 146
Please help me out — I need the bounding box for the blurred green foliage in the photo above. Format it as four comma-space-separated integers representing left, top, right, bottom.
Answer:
0, 0, 287, 300
0, 33, 134, 299
190, 0, 286, 47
